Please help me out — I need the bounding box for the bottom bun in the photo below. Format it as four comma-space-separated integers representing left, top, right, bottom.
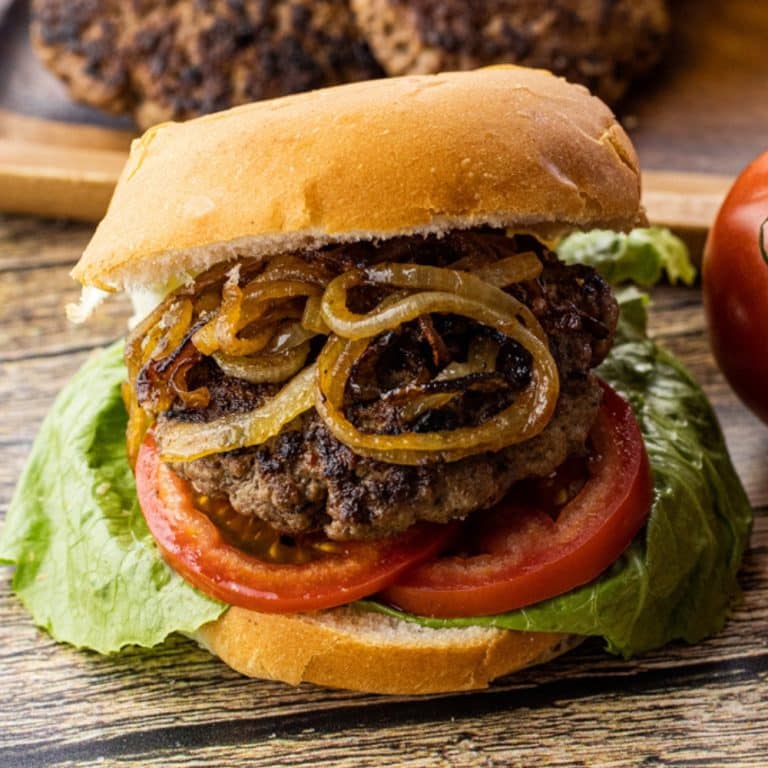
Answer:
195, 605, 581, 694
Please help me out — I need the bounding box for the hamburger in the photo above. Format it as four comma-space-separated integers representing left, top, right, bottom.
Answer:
2, 67, 751, 695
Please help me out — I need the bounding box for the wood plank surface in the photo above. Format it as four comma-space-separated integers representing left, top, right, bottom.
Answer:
0, 215, 766, 767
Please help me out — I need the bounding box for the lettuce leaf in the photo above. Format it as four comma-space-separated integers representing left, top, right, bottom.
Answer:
0, 342, 225, 653
558, 227, 697, 287
363, 289, 752, 654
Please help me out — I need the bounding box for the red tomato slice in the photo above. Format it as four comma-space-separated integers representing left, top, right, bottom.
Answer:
380, 381, 653, 617
135, 434, 455, 613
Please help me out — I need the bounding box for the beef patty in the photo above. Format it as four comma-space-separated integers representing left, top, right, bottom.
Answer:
33, 0, 667, 130
31, 0, 384, 129
171, 377, 601, 540
156, 234, 618, 540
351, 0, 669, 106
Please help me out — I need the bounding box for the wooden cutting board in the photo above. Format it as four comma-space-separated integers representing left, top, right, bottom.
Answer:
0, 109, 132, 223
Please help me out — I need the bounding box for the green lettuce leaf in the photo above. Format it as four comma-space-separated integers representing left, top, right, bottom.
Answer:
362, 286, 752, 656
0, 342, 225, 653
558, 227, 697, 287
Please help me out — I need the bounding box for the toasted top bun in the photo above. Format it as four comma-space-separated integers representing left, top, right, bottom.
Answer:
196, 605, 581, 694
74, 66, 642, 293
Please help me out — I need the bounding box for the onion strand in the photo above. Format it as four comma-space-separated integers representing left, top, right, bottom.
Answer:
158, 363, 317, 462
321, 263, 545, 342
213, 342, 310, 384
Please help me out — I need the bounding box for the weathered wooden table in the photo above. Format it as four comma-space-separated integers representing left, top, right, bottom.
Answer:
2, 0, 768, 765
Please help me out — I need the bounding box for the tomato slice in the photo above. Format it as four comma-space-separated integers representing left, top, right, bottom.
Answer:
380, 381, 653, 617
135, 434, 455, 613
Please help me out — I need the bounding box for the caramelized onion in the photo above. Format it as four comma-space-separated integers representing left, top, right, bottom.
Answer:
269, 321, 317, 351
125, 298, 200, 462
321, 263, 545, 342
397, 392, 457, 423
474, 252, 542, 286
438, 336, 498, 380
193, 315, 275, 357
193, 273, 320, 357
129, 243, 560, 468
160, 299, 194, 358
316, 294, 559, 465
126, 255, 326, 463
213, 342, 310, 384
123, 382, 154, 468
241, 280, 322, 314
157, 363, 317, 462
125, 297, 192, 377
395, 337, 499, 422
301, 294, 330, 334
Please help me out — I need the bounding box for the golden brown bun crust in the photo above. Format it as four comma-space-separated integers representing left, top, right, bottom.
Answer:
195, 605, 580, 694
74, 66, 642, 292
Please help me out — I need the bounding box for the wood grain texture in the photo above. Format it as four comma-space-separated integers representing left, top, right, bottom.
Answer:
0, 214, 766, 767
640, 171, 733, 262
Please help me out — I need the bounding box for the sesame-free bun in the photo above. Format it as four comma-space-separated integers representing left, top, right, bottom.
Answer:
196, 604, 580, 694
74, 66, 642, 293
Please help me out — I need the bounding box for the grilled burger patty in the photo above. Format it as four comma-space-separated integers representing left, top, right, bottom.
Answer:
31, 0, 384, 129
171, 378, 601, 540
352, 0, 669, 106
33, 0, 668, 131
151, 233, 618, 540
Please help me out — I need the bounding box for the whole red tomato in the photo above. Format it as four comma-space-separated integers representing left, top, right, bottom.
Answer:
703, 151, 768, 425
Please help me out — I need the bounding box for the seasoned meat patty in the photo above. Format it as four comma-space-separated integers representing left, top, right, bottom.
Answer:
32, 0, 667, 128
31, 0, 384, 129
171, 377, 601, 540
351, 0, 669, 105
153, 233, 618, 540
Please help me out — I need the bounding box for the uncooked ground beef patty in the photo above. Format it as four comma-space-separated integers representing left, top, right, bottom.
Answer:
160, 235, 618, 540
31, 0, 384, 128
351, 0, 669, 105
